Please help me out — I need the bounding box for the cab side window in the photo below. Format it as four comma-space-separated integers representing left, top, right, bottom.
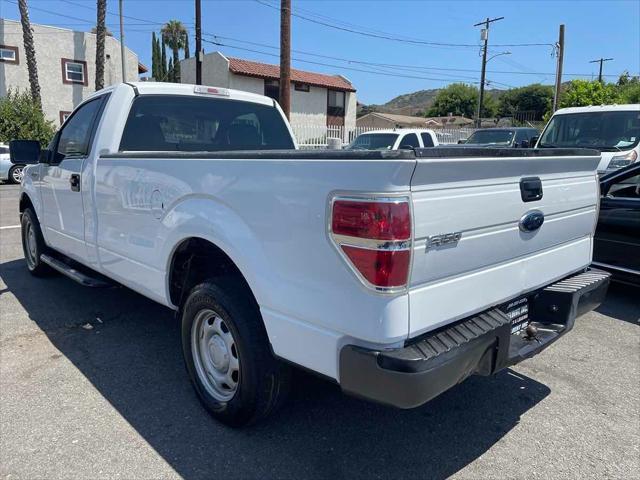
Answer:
56, 98, 103, 159
420, 132, 435, 147
400, 133, 420, 149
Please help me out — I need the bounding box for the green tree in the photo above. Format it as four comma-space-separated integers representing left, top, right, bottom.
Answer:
426, 83, 479, 118
161, 20, 187, 83
167, 57, 174, 82
498, 84, 554, 120
160, 40, 168, 81
0, 90, 56, 146
620, 83, 640, 103
559, 79, 621, 108
151, 32, 159, 79
184, 33, 190, 59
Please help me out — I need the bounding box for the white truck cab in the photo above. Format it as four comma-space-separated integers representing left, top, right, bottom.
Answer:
13, 83, 610, 427
347, 129, 439, 150
536, 104, 640, 173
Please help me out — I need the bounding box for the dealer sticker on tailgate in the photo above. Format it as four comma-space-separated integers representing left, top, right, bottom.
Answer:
499, 297, 530, 334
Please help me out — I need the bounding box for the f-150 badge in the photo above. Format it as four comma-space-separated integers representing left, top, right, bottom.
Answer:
425, 232, 462, 251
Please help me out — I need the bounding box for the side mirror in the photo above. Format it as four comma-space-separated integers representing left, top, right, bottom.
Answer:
9, 140, 41, 164
520, 139, 530, 148
457, 139, 467, 144
399, 145, 415, 151
529, 136, 539, 148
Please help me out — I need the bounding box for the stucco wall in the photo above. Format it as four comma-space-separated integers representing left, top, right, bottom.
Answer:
344, 91, 357, 131
0, 19, 139, 125
229, 74, 264, 95
290, 84, 326, 127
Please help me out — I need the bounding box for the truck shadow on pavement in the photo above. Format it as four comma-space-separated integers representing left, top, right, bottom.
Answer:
2, 258, 553, 480
595, 282, 640, 325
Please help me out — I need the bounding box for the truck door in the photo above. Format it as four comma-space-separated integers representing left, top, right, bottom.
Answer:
40, 96, 106, 262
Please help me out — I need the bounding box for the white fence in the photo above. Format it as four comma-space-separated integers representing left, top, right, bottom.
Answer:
291, 124, 475, 149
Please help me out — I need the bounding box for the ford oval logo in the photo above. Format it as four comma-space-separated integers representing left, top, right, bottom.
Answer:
519, 210, 545, 232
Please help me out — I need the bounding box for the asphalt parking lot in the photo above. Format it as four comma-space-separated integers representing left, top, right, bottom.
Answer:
0, 183, 638, 480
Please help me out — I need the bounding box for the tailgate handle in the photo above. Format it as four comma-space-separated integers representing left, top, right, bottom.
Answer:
520, 177, 543, 202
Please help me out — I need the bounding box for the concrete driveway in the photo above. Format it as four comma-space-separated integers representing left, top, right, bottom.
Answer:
1, 183, 638, 479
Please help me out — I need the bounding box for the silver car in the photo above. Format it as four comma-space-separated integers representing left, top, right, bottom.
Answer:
0, 143, 26, 184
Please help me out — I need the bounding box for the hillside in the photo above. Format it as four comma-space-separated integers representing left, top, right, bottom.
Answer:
360, 87, 505, 116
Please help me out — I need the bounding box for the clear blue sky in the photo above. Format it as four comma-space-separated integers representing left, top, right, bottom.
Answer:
2, 0, 639, 104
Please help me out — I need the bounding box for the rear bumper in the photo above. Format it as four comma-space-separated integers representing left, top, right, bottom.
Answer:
339, 268, 610, 409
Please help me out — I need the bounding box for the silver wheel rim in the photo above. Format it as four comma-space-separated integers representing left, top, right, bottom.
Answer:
24, 220, 38, 269
11, 166, 24, 183
191, 308, 240, 402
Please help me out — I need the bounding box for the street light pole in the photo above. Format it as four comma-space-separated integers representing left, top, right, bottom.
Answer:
474, 16, 504, 128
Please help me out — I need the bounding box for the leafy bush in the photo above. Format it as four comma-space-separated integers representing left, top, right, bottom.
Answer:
559, 80, 622, 108
498, 84, 554, 120
427, 83, 478, 118
0, 90, 56, 146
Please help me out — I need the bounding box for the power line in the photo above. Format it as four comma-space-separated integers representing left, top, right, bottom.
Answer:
589, 57, 614, 83
254, 0, 554, 49
203, 38, 519, 88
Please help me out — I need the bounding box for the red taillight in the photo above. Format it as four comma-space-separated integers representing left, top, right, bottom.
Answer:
332, 200, 410, 240
341, 246, 411, 288
330, 197, 412, 291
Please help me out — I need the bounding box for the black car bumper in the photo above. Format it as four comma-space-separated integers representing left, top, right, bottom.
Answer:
339, 268, 610, 409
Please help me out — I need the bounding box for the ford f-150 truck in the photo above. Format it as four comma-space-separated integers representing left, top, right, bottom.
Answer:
12, 83, 610, 426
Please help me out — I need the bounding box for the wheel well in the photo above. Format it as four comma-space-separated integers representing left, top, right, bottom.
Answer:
19, 193, 34, 214
168, 238, 256, 308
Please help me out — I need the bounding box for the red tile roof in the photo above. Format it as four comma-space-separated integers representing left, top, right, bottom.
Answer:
227, 57, 355, 92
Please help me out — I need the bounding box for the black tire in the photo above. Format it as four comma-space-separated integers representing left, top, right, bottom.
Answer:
181, 278, 290, 427
21, 208, 53, 277
8, 165, 25, 184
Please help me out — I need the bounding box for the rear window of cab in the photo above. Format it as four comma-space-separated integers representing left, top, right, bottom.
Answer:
119, 95, 295, 152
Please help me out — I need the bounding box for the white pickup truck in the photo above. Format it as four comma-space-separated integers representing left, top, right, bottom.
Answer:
13, 83, 610, 427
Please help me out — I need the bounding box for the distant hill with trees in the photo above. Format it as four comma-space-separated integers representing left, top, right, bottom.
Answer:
358, 74, 639, 122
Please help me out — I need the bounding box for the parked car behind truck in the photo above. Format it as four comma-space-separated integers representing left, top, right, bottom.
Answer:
13, 83, 610, 427
0, 143, 26, 184
347, 129, 438, 150
536, 104, 640, 173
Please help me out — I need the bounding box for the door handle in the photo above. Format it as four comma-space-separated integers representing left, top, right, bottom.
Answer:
70, 173, 81, 192
520, 177, 543, 202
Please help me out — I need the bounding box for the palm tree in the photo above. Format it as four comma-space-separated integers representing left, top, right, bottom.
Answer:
17, 0, 41, 108
161, 20, 187, 83
95, 0, 107, 90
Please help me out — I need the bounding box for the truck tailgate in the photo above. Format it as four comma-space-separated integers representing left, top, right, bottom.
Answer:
408, 148, 601, 337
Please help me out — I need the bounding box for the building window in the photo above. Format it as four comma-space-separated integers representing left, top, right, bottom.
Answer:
264, 79, 280, 102
59, 111, 72, 125
0, 45, 19, 64
327, 90, 345, 117
61, 58, 88, 85
294, 83, 310, 92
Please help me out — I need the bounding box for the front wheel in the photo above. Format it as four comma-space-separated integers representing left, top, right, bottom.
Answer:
8, 165, 25, 184
181, 279, 290, 427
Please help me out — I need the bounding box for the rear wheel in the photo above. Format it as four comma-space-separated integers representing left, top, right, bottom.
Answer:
8, 165, 25, 184
181, 279, 290, 427
21, 208, 52, 276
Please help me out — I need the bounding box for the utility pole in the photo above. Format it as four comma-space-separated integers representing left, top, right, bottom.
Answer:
119, 0, 126, 80
195, 0, 202, 85
589, 57, 613, 83
474, 16, 504, 128
279, 0, 291, 119
553, 24, 565, 112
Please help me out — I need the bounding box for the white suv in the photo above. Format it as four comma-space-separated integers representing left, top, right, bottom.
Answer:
347, 129, 439, 150
536, 104, 640, 173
